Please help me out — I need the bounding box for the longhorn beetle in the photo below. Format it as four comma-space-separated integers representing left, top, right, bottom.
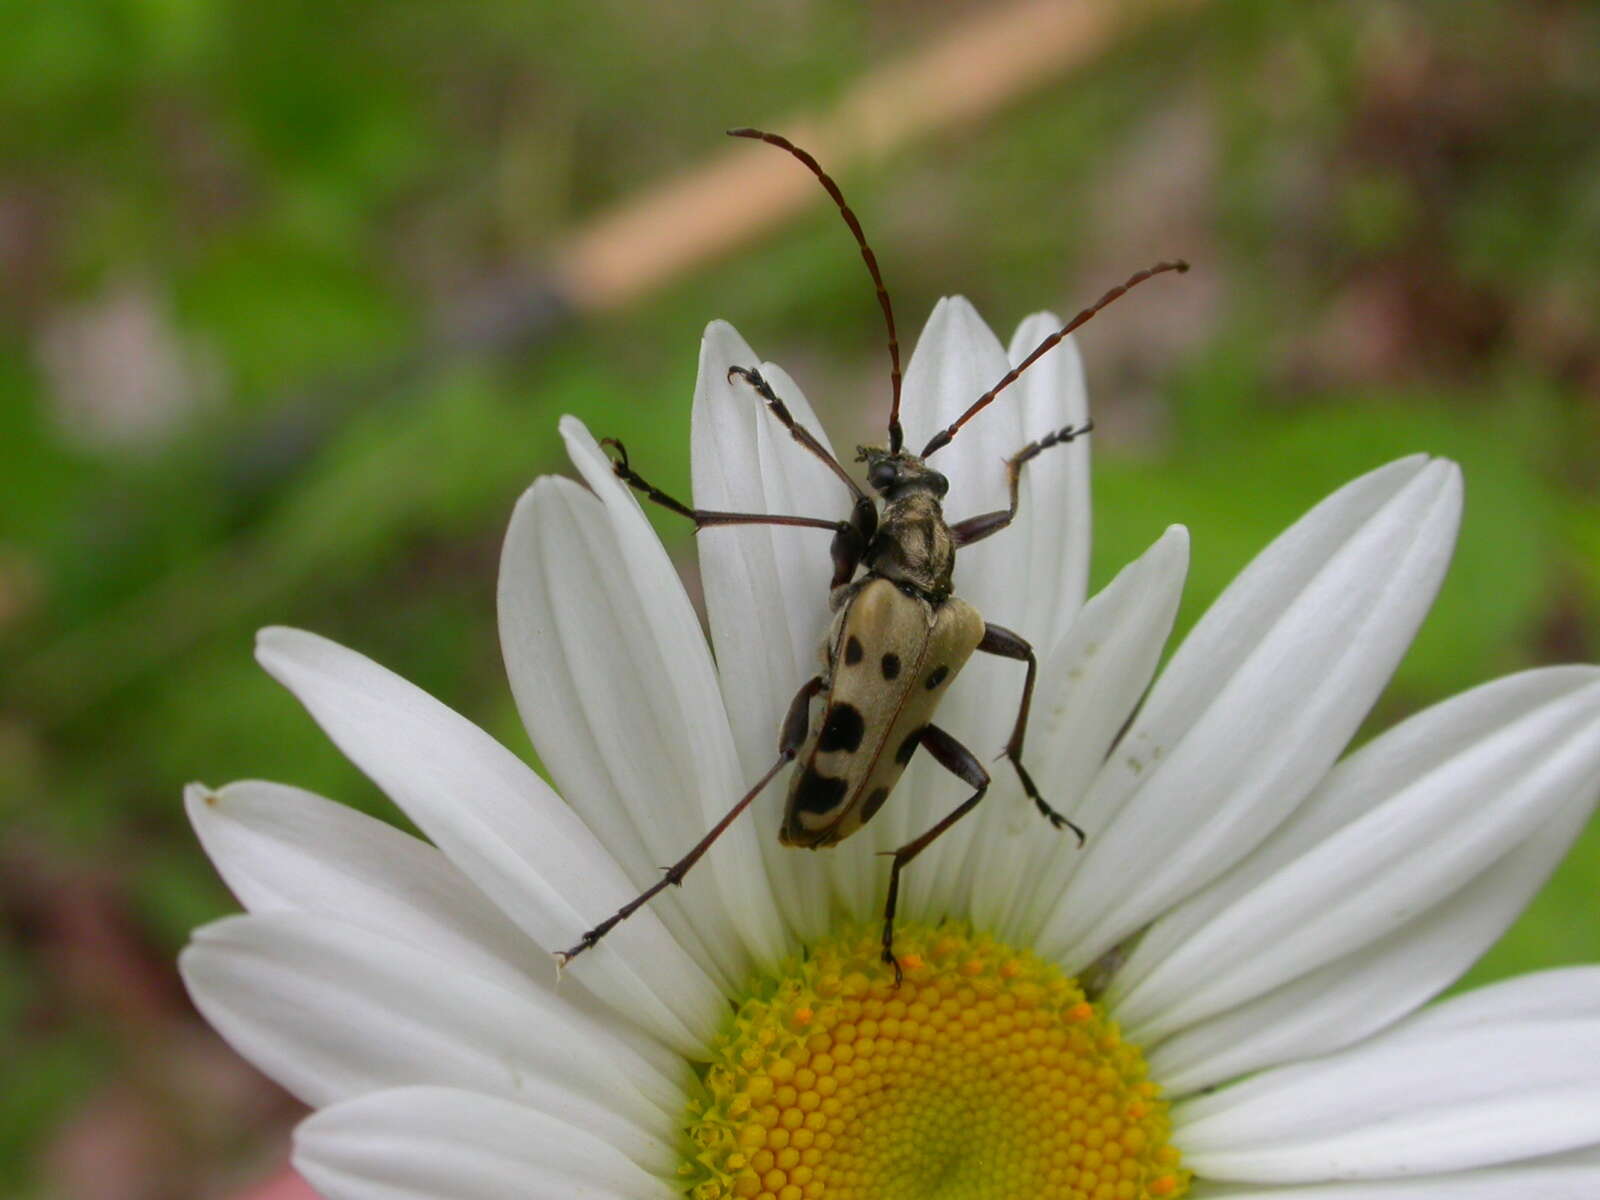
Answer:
558, 128, 1186, 981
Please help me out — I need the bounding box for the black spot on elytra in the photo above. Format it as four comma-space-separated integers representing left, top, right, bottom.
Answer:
880, 652, 901, 681
861, 786, 891, 823
793, 768, 848, 815
925, 665, 950, 690
895, 727, 923, 765
844, 636, 864, 665
817, 703, 866, 754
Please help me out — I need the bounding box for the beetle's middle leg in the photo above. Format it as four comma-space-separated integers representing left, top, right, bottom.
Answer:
556, 673, 823, 968
949, 419, 1093, 547
879, 723, 989, 985
979, 622, 1087, 845
602, 438, 846, 534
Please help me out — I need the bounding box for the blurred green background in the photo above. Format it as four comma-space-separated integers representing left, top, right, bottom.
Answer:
2, 1, 1598, 1195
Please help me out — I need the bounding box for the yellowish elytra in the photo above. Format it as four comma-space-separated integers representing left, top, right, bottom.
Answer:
783, 577, 983, 848
556, 126, 1187, 977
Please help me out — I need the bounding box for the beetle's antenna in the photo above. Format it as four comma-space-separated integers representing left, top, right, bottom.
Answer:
921, 259, 1189, 459
730, 127, 906, 453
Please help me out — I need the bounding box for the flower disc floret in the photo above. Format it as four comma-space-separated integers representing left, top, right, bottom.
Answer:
681, 923, 1187, 1200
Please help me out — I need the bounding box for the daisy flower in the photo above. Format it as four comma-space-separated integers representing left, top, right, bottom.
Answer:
183, 299, 1600, 1200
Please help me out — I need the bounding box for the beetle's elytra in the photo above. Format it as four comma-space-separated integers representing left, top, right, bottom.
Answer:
558, 128, 1187, 980
783, 576, 984, 849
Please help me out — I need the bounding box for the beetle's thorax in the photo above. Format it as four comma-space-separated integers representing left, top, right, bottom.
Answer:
865, 491, 955, 602
854, 445, 956, 603
857, 446, 948, 503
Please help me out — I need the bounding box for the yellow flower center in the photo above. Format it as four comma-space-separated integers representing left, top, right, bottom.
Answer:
680, 923, 1187, 1200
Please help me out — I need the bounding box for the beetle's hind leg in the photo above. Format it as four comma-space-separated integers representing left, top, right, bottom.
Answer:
979, 622, 1087, 845
879, 724, 990, 985
556, 674, 823, 968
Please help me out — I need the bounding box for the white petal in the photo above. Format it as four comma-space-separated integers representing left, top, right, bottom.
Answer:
181, 913, 684, 1128
255, 625, 720, 1053
185, 780, 678, 1077
1114, 666, 1600, 1039
690, 320, 842, 939
1122, 664, 1600, 967
1187, 1143, 1600, 1199
1006, 314, 1093, 645
1148, 789, 1597, 1093
946, 318, 1104, 928
902, 296, 1023, 633
1176, 1018, 1600, 1180
557, 416, 789, 970
692, 320, 840, 749
1038, 457, 1461, 968
498, 472, 754, 987
187, 780, 548, 997
895, 299, 1032, 908
752, 353, 842, 667
295, 1086, 675, 1200
1399, 966, 1600, 1036
965, 526, 1190, 934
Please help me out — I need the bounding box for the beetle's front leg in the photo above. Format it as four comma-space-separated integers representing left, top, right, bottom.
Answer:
978, 622, 1086, 844
949, 420, 1093, 547
725, 366, 870, 506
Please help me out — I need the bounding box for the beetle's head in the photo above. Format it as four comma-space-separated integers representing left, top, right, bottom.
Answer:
856, 446, 949, 501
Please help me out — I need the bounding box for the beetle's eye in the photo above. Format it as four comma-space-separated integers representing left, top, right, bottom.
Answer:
869, 463, 897, 491
928, 471, 949, 497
